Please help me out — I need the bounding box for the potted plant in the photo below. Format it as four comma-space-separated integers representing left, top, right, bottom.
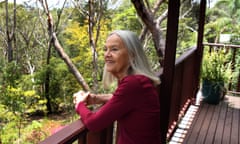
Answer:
201, 49, 232, 104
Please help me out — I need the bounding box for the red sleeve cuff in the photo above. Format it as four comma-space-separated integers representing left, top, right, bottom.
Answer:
75, 102, 86, 115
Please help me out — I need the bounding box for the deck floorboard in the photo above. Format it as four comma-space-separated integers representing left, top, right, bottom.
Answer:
171, 95, 240, 144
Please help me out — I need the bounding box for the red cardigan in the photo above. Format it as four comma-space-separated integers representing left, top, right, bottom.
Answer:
76, 75, 161, 144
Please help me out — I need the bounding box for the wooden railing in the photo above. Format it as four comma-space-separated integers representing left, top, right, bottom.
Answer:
164, 46, 198, 139
39, 120, 114, 144
40, 46, 199, 144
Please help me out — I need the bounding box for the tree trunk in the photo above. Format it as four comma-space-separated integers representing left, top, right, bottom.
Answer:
5, 0, 16, 62
88, 0, 99, 92
45, 41, 53, 113
131, 0, 166, 65
40, 0, 90, 91
51, 33, 91, 91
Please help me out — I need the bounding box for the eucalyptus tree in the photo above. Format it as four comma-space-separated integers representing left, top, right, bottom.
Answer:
5, 0, 16, 62
128, 0, 200, 66
79, 0, 108, 92
0, 1, 19, 91
37, 0, 88, 113
0, 2, 7, 73
38, 0, 114, 113
0, 1, 46, 86
0, 2, 50, 141
130, 0, 167, 66
62, 0, 112, 92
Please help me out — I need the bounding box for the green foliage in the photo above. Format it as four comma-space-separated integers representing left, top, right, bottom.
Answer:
204, 0, 240, 91
1, 119, 47, 143
63, 20, 108, 91
22, 120, 46, 143
177, 18, 198, 56
201, 49, 232, 83
176, 1, 200, 56
2, 62, 21, 87
205, 0, 240, 43
111, 1, 142, 31
0, 104, 14, 125
34, 57, 77, 112
0, 86, 47, 115
1, 120, 19, 144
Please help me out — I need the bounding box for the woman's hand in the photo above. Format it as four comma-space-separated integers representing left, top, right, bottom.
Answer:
86, 93, 97, 105
73, 90, 90, 108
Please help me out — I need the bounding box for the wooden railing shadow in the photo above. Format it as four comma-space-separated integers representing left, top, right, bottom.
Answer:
40, 46, 199, 144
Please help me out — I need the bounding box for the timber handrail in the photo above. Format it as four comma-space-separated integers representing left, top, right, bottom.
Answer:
39, 119, 87, 144
163, 46, 199, 140
40, 118, 114, 144
175, 46, 197, 65
203, 42, 240, 48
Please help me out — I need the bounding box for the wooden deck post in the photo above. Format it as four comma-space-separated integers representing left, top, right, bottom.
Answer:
159, 0, 180, 143
228, 48, 236, 90
237, 70, 240, 91
194, 0, 206, 102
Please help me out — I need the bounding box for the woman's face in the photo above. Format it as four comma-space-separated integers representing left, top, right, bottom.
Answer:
104, 34, 130, 80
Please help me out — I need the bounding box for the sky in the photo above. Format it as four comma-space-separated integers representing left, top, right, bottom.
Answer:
4, 0, 67, 9
3, 0, 122, 10
3, 0, 218, 9
4, 0, 217, 7
208, 0, 218, 8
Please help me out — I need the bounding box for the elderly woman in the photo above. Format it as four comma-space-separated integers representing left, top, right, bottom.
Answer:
74, 30, 161, 144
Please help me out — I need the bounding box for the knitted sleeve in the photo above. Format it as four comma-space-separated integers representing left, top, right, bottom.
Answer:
76, 75, 142, 131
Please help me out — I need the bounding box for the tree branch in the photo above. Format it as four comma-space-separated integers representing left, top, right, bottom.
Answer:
131, 0, 164, 61
40, 0, 90, 91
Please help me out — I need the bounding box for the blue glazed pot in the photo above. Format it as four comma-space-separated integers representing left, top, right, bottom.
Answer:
202, 79, 224, 104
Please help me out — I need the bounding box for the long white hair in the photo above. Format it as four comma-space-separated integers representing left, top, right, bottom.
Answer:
102, 30, 160, 89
